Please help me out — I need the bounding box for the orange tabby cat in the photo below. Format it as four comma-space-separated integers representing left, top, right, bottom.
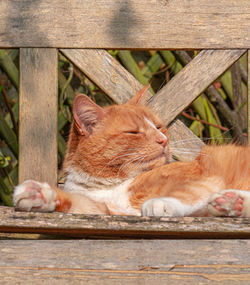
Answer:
13, 89, 250, 217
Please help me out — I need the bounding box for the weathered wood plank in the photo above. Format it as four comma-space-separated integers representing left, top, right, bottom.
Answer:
167, 120, 203, 161
61, 49, 246, 159
0, 240, 249, 284
0, 266, 249, 284
1, 240, 250, 267
0, 0, 250, 49
248, 50, 250, 144
19, 48, 58, 185
62, 49, 245, 126
60, 49, 141, 104
0, 207, 250, 238
148, 50, 246, 125
61, 48, 205, 161
62, 49, 245, 160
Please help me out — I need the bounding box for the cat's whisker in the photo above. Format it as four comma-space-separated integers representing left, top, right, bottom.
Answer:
170, 140, 201, 145
170, 148, 201, 153
129, 155, 149, 177
127, 150, 167, 175
97, 152, 142, 177
170, 130, 234, 146
170, 139, 203, 145
116, 155, 145, 179
134, 156, 147, 173
119, 155, 144, 171
170, 147, 201, 151
171, 149, 208, 157
170, 147, 202, 153
171, 151, 198, 156
98, 148, 151, 178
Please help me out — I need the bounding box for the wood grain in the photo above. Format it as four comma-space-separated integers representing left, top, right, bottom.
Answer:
0, 0, 250, 49
60, 49, 141, 104
0, 239, 249, 284
61, 48, 205, 159
19, 48, 58, 185
0, 267, 249, 284
1, 207, 250, 238
63, 49, 246, 160
148, 50, 246, 125
168, 120, 203, 161
248, 51, 250, 145
61, 49, 245, 159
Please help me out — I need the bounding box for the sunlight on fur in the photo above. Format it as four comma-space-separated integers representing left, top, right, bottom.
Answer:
13, 87, 250, 217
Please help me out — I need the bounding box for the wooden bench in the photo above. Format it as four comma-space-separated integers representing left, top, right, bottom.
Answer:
0, 0, 250, 283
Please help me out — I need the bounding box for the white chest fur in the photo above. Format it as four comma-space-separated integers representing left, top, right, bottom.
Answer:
64, 168, 140, 215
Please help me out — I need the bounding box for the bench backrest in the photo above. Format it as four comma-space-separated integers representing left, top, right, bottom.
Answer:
0, 0, 249, 185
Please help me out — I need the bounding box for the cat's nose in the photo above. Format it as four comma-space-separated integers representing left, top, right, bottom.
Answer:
156, 136, 167, 148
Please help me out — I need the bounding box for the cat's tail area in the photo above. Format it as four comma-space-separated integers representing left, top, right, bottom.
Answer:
13, 180, 110, 215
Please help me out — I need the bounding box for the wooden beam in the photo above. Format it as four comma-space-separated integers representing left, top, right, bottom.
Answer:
61, 48, 204, 161
0, 0, 250, 49
60, 49, 245, 125
19, 48, 58, 185
148, 50, 246, 125
248, 50, 250, 144
0, 239, 249, 283
167, 120, 203, 161
0, 207, 250, 238
61, 48, 247, 159
60, 49, 138, 104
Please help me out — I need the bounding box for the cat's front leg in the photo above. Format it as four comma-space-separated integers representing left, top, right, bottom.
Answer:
208, 189, 250, 217
13, 180, 110, 214
141, 197, 203, 217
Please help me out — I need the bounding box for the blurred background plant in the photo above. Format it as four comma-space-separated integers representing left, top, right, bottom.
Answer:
0, 49, 248, 206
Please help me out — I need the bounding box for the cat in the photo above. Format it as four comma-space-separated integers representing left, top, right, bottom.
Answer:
13, 88, 250, 217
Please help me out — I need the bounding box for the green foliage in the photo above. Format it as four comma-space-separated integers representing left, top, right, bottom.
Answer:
0, 151, 10, 168
0, 49, 247, 206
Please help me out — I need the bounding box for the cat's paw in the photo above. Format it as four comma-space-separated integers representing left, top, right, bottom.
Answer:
141, 197, 186, 217
208, 190, 250, 217
13, 180, 57, 212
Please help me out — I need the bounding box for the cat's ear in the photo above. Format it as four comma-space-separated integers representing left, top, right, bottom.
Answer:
73, 94, 104, 136
127, 83, 151, 105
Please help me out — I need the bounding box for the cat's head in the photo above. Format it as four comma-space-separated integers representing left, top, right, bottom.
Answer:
64, 87, 170, 181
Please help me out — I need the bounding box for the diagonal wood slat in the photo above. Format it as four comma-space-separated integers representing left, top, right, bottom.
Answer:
61, 48, 245, 159
61, 49, 245, 124
248, 51, 250, 145
148, 49, 246, 125
61, 49, 141, 104
0, 0, 250, 49
167, 120, 203, 161
61, 48, 203, 160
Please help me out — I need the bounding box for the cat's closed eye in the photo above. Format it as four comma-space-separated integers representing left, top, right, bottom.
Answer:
125, 131, 140, 135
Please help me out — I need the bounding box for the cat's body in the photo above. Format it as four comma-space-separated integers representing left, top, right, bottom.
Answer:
13, 91, 250, 217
